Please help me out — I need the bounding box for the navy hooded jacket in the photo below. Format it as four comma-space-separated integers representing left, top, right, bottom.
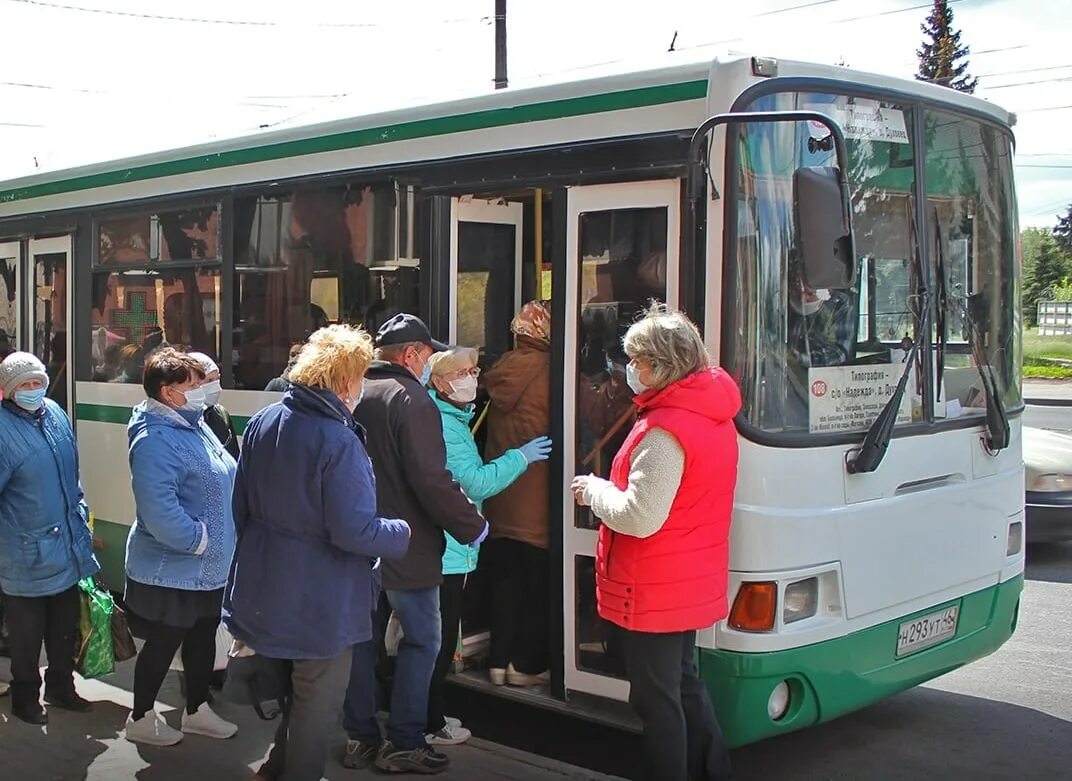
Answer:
223, 383, 409, 659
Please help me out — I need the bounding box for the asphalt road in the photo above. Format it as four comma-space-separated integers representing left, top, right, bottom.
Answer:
1023, 403, 1072, 434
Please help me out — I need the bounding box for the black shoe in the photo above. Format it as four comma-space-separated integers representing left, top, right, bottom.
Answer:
374, 740, 450, 774
13, 701, 48, 725
343, 738, 382, 769
44, 689, 93, 712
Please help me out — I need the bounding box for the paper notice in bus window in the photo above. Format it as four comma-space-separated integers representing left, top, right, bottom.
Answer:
807, 364, 912, 434
804, 102, 909, 145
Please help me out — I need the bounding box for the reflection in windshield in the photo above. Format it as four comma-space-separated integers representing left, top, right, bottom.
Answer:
726, 91, 1019, 439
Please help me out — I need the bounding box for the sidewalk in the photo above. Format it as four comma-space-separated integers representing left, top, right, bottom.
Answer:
1023, 379, 1072, 405
0, 656, 621, 781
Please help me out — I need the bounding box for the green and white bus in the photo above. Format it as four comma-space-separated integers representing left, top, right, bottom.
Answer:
0, 51, 1023, 746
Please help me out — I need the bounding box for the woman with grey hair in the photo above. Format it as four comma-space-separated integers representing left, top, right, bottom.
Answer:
572, 304, 740, 781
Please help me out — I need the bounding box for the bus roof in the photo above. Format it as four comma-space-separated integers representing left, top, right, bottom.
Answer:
0, 51, 1012, 213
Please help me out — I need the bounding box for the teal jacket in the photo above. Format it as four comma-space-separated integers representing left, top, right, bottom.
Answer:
432, 391, 527, 575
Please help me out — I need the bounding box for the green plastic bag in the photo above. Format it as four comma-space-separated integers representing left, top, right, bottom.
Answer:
76, 578, 115, 679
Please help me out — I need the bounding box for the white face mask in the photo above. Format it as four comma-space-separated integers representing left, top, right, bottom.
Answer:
626, 362, 651, 395
202, 380, 222, 407
448, 374, 478, 403
178, 386, 207, 413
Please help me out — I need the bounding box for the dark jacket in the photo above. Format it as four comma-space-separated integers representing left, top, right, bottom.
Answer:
354, 361, 486, 591
483, 336, 552, 549
223, 383, 410, 659
204, 404, 240, 461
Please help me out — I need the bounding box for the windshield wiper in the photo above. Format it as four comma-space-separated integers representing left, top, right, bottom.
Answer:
847, 209, 928, 475
847, 293, 929, 474
935, 223, 1010, 452
961, 292, 1011, 451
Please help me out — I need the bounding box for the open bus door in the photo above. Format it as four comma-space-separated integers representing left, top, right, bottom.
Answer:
562, 180, 681, 704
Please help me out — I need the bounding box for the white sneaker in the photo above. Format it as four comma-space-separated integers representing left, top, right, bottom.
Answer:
445, 715, 462, 728
181, 702, 238, 739
489, 667, 506, 686
506, 663, 550, 687
125, 711, 184, 746
426, 722, 472, 745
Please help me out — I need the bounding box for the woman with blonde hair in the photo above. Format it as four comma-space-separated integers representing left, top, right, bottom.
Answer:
225, 324, 411, 781
572, 304, 740, 781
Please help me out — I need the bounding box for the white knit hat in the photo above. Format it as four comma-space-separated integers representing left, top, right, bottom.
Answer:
187, 351, 219, 377
0, 351, 49, 398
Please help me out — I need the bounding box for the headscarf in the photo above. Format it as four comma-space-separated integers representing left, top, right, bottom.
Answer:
510, 300, 551, 343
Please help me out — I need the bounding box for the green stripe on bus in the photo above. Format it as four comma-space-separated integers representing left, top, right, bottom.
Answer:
0, 79, 708, 204
76, 402, 251, 435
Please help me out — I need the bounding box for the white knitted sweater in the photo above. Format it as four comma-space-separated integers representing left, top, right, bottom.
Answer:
582, 427, 685, 539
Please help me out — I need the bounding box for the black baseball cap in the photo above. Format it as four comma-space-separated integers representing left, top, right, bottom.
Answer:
375, 313, 448, 351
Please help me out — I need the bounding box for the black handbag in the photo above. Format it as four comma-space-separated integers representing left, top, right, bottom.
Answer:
222, 653, 290, 720
110, 604, 138, 663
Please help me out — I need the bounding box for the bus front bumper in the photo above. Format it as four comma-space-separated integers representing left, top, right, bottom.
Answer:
699, 574, 1023, 748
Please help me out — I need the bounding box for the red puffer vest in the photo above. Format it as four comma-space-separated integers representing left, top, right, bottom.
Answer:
595, 367, 741, 633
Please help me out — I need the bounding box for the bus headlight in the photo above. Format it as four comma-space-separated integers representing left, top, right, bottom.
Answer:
783, 577, 818, 624
767, 680, 791, 720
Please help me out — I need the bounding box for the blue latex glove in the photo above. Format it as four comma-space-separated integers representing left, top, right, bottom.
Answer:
470, 521, 490, 549
518, 436, 552, 464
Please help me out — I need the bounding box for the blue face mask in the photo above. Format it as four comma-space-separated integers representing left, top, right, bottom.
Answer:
14, 388, 47, 412
419, 360, 432, 386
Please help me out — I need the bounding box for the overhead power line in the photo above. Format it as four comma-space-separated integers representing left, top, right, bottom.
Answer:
3, 0, 483, 28
978, 63, 1072, 79
984, 76, 1072, 90
834, 0, 967, 25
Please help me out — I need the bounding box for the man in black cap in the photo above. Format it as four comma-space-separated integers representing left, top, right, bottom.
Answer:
342, 313, 488, 774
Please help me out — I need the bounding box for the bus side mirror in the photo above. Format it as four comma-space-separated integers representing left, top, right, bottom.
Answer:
793, 166, 856, 289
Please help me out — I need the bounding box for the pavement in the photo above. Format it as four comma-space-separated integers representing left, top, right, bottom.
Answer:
1023, 379, 1072, 405
0, 655, 622, 781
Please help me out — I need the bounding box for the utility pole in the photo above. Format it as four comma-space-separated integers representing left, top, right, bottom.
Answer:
494, 0, 507, 89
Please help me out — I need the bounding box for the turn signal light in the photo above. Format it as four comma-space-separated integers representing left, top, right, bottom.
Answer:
729, 581, 777, 632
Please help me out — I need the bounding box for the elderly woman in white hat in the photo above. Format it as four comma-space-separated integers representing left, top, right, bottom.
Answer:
0, 352, 99, 724
422, 346, 550, 745
186, 352, 239, 460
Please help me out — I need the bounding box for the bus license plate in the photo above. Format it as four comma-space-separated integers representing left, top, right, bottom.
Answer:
896, 606, 959, 657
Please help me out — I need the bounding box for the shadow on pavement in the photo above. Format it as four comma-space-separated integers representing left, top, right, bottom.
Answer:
731, 685, 1072, 781
1025, 541, 1072, 584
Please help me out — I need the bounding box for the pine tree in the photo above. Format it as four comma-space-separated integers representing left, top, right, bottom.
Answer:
1053, 204, 1072, 256
1024, 233, 1072, 326
916, 0, 978, 94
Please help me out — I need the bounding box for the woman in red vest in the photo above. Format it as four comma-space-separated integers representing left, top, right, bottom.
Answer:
572, 304, 740, 781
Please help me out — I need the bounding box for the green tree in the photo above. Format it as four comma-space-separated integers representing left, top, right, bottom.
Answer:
916, 0, 978, 93
1053, 204, 1072, 256
1021, 226, 1049, 286
1024, 233, 1072, 325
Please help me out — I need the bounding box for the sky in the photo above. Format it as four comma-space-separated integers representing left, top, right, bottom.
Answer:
0, 0, 1069, 228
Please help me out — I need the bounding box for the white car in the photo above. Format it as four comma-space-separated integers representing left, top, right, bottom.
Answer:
1023, 425, 1072, 543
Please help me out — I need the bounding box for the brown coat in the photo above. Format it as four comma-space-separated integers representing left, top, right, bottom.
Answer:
482, 336, 551, 549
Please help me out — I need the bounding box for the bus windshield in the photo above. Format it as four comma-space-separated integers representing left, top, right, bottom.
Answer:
726, 90, 1020, 439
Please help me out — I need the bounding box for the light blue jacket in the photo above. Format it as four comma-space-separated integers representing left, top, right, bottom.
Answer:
125, 399, 237, 591
0, 399, 99, 597
432, 391, 527, 575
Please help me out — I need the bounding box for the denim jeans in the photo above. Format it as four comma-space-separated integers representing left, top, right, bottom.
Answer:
343, 586, 442, 750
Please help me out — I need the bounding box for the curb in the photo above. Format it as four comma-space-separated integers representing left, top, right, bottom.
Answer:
1025, 397, 1072, 407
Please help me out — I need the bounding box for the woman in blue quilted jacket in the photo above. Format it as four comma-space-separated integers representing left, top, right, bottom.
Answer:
124, 348, 238, 747
0, 352, 99, 724
422, 347, 550, 745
